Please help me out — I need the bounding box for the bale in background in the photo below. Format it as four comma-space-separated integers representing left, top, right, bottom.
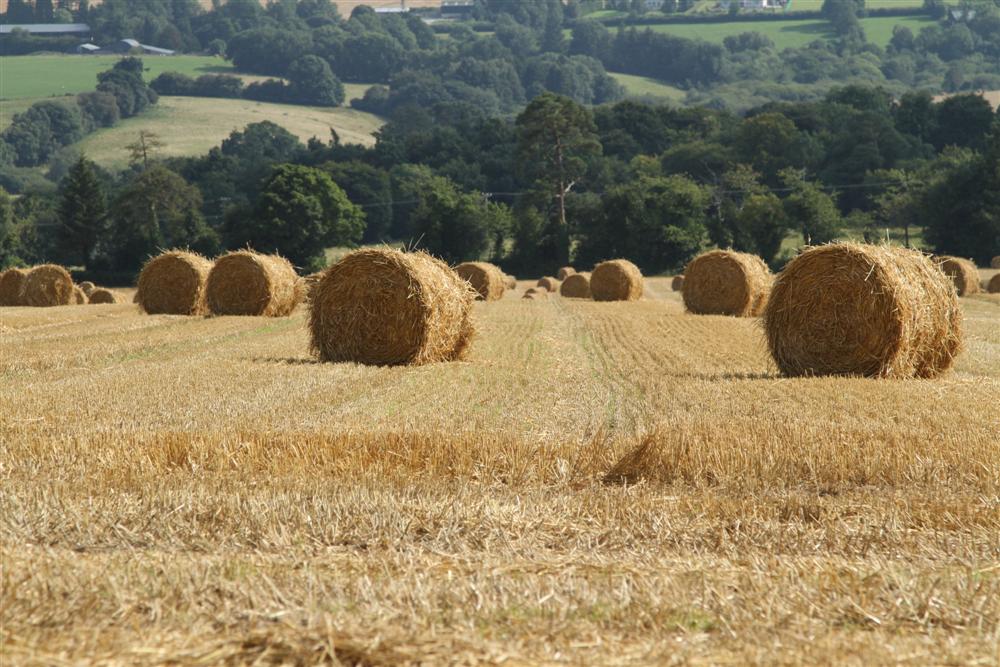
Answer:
72, 286, 87, 304
671, 275, 684, 291
302, 272, 324, 301
0, 268, 28, 306
524, 287, 548, 299
455, 262, 506, 301
536, 277, 560, 293
988, 274, 1000, 294
137, 250, 213, 315
557, 266, 576, 281
936, 256, 980, 296
88, 288, 120, 304
206, 251, 301, 317
503, 274, 516, 290
310, 248, 475, 366
78, 281, 96, 296
560, 272, 591, 299
682, 250, 771, 316
22, 264, 74, 307
764, 243, 962, 378
591, 260, 643, 302
991, 256, 1000, 269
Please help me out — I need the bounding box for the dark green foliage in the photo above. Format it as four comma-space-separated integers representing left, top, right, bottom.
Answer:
322, 161, 392, 243
2, 100, 85, 167
56, 157, 107, 269
409, 175, 512, 264
96, 57, 158, 119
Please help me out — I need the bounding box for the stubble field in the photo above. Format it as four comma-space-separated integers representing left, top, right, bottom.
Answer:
1, 277, 999, 664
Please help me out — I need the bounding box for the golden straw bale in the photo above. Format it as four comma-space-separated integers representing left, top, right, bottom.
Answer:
988, 273, 1000, 294
301, 272, 325, 301
560, 272, 591, 299
88, 288, 120, 304
78, 281, 96, 296
0, 268, 28, 306
524, 287, 549, 298
72, 285, 87, 304
503, 273, 516, 290
591, 259, 643, 302
557, 266, 576, 280
309, 248, 475, 366
206, 251, 301, 317
536, 276, 560, 292
935, 256, 980, 296
991, 256, 1000, 269
764, 243, 962, 378
22, 264, 74, 307
671, 275, 684, 291
682, 250, 771, 316
455, 261, 506, 301
137, 250, 213, 315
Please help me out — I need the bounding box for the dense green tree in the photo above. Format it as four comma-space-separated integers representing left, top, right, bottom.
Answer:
56, 157, 107, 269
781, 169, 841, 245
931, 94, 997, 151
410, 176, 512, 264
96, 57, 157, 119
322, 161, 392, 243
735, 113, 814, 185
0, 187, 18, 269
288, 55, 344, 106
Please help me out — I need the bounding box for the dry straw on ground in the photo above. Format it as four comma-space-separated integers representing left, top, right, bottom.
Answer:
88, 288, 120, 305
935, 256, 980, 296
455, 262, 506, 301
78, 281, 96, 296
206, 251, 301, 317
591, 259, 643, 302
764, 243, 963, 378
21, 264, 74, 307
72, 286, 87, 304
988, 273, 1000, 293
137, 251, 213, 316
560, 272, 592, 299
557, 266, 576, 280
503, 273, 516, 290
671, 275, 684, 291
310, 248, 475, 366
682, 250, 771, 316
536, 277, 560, 293
0, 268, 28, 306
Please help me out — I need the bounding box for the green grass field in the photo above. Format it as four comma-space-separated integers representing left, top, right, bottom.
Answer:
609, 72, 687, 102
787, 0, 956, 8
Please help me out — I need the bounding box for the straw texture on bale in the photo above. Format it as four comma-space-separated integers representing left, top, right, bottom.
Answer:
302, 272, 324, 301
0, 268, 28, 306
935, 256, 980, 296
206, 251, 301, 317
557, 266, 576, 281
560, 272, 592, 299
536, 277, 560, 293
22, 264, 74, 307
137, 251, 213, 315
764, 243, 963, 378
591, 259, 643, 302
503, 274, 516, 290
991, 256, 1000, 269
88, 288, 120, 304
682, 250, 771, 316
72, 285, 87, 304
309, 248, 475, 366
988, 273, 1000, 293
671, 275, 684, 291
79, 281, 96, 296
455, 262, 506, 301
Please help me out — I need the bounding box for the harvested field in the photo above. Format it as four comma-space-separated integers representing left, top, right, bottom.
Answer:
1, 280, 998, 664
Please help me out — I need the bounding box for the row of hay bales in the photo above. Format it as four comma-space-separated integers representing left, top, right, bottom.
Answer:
0, 265, 123, 307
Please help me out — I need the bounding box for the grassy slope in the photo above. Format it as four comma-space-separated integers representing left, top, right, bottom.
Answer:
609, 72, 687, 102
0, 284, 997, 663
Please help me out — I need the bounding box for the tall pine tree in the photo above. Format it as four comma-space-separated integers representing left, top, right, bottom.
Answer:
35, 0, 54, 21
57, 157, 107, 269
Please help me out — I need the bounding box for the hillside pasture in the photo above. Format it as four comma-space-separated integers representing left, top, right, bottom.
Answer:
1, 278, 998, 664
609, 72, 687, 102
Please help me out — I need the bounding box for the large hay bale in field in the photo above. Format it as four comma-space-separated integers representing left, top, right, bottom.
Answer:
591, 259, 643, 302
557, 266, 576, 281
764, 243, 962, 378
72, 285, 87, 304
137, 250, 213, 316
503, 273, 516, 290
991, 256, 1000, 269
935, 256, 980, 296
671, 275, 684, 291
309, 248, 475, 366
537, 276, 561, 293
206, 251, 301, 317
88, 288, 120, 304
78, 281, 96, 296
560, 272, 591, 299
988, 273, 1000, 294
455, 261, 506, 301
682, 250, 771, 316
0, 268, 28, 306
22, 264, 74, 307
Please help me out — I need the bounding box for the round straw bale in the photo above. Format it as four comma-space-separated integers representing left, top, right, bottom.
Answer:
206, 251, 301, 317
22, 264, 74, 307
557, 266, 576, 281
132, 291, 140, 304
88, 288, 120, 304
764, 243, 962, 378
301, 272, 324, 301
455, 261, 506, 301
988, 273, 1000, 294
0, 268, 28, 306
560, 272, 592, 299
309, 248, 475, 366
72, 285, 87, 304
522, 291, 542, 300
137, 250, 213, 315
682, 251, 770, 316
503, 273, 516, 290
78, 281, 96, 296
525, 287, 549, 298
537, 276, 560, 293
991, 256, 1000, 269
591, 259, 643, 302
935, 256, 980, 296
671, 275, 684, 291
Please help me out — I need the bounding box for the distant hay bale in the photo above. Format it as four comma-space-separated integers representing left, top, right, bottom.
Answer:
137, 250, 213, 316
78, 281, 96, 296
309, 248, 475, 366
764, 243, 963, 378
524, 287, 549, 298
991, 256, 1000, 269
560, 272, 591, 299
72, 285, 87, 304
88, 288, 120, 304
0, 268, 28, 306
302, 272, 324, 301
988, 273, 1000, 294
590, 259, 643, 302
671, 275, 684, 291
682, 250, 771, 316
22, 264, 74, 307
503, 273, 516, 290
206, 251, 301, 317
536, 276, 560, 293
455, 261, 505, 301
557, 266, 576, 281
935, 256, 980, 296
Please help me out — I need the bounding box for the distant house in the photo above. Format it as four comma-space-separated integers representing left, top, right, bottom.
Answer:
0, 23, 91, 37
76, 42, 102, 54
441, 0, 475, 17
644, 0, 665, 9
111, 38, 175, 56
